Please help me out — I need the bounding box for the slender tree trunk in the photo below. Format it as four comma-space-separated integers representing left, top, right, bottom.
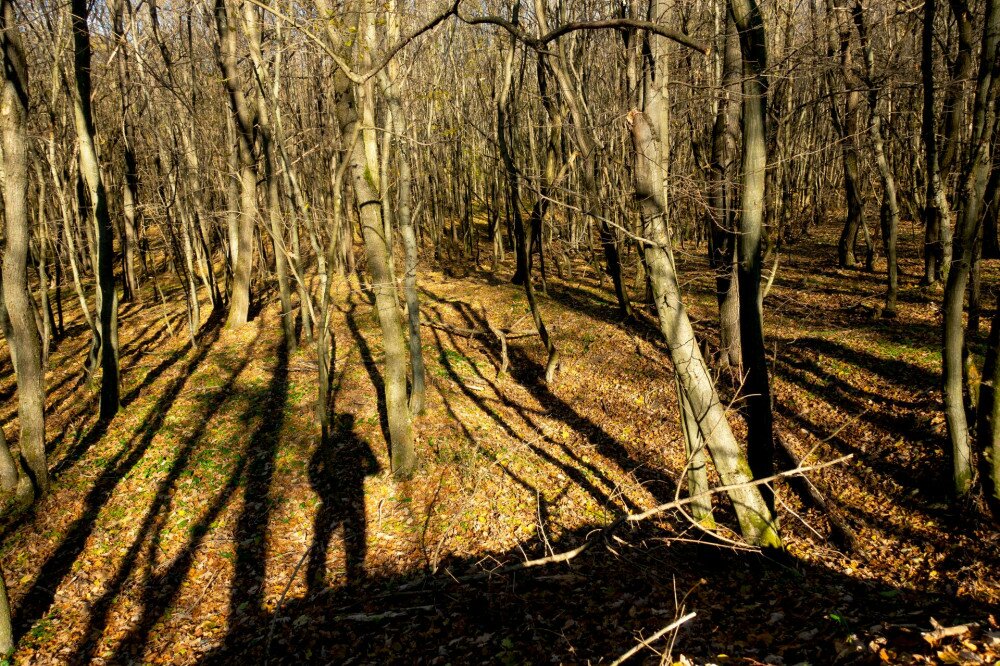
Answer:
32, 163, 53, 364
709, 8, 743, 371
941, 0, 1000, 497
110, 0, 140, 303
0, 551, 11, 658
1, 0, 48, 495
922, 0, 954, 286
978, 303, 1000, 514
70, 0, 120, 420
853, 0, 900, 316
320, 0, 416, 478
731, 0, 778, 516
827, 0, 866, 270
378, 3, 426, 415
241, 2, 294, 349
214, 0, 257, 329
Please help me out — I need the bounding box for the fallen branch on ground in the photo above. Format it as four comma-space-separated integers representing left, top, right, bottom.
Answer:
420, 318, 540, 340
609, 612, 697, 666
398, 454, 853, 589
923, 618, 977, 645
420, 315, 547, 378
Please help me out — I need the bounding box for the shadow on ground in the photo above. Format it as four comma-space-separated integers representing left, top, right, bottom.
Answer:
196, 522, 996, 665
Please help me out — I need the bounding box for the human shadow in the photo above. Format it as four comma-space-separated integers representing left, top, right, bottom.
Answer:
307, 413, 381, 594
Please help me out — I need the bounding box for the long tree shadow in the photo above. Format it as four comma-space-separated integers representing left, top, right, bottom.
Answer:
847, 502, 1000, 572
429, 290, 682, 508
774, 349, 944, 496
10, 314, 226, 641
785, 335, 938, 392
48, 311, 226, 481
216, 337, 290, 659
341, 297, 391, 452
73, 327, 267, 663
431, 384, 560, 561
425, 304, 645, 517
38, 311, 208, 477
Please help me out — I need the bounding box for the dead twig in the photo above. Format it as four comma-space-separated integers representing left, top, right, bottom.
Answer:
923, 618, 977, 645
609, 612, 697, 666
266, 544, 313, 659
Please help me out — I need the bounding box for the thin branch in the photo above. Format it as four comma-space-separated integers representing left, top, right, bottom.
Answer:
628, 455, 853, 522
242, 0, 460, 84
609, 612, 697, 666
457, 13, 710, 55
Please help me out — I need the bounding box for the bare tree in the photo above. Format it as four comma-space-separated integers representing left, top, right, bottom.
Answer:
70, 0, 120, 420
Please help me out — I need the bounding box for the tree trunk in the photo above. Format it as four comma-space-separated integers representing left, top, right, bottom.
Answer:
110, 0, 141, 303
321, 0, 416, 478
70, 0, 120, 421
630, 108, 780, 547
853, 0, 900, 316
826, 0, 865, 270
941, 0, 1000, 497
214, 0, 257, 329
732, 0, 778, 516
978, 303, 1000, 515
921, 0, 954, 286
377, 2, 426, 415
709, 8, 743, 371
1, 0, 48, 494
0, 556, 11, 658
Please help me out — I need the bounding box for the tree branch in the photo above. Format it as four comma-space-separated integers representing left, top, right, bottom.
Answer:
458, 12, 710, 55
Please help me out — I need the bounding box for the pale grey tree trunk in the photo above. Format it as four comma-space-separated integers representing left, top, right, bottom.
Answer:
215, 0, 257, 329
241, 2, 295, 349
1, 0, 48, 494
318, 0, 416, 477
630, 109, 779, 547
852, 1, 899, 315
377, 1, 426, 414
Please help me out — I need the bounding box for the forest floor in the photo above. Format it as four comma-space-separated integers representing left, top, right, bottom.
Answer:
1, 220, 999, 665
